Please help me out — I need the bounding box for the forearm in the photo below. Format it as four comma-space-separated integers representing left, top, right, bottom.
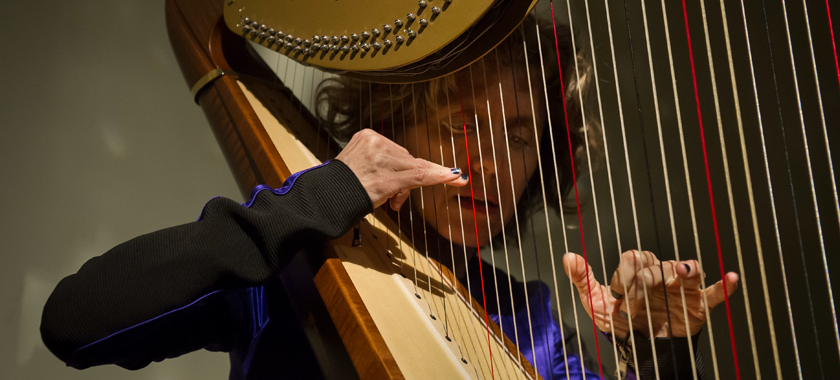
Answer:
40, 160, 372, 365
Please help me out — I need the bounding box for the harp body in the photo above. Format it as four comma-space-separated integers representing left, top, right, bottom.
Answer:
166, 0, 539, 378
167, 0, 840, 378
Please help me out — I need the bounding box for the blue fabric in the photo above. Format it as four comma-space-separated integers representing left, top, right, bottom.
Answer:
488, 282, 599, 380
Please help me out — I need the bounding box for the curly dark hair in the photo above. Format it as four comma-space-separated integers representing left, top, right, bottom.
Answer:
316, 15, 600, 241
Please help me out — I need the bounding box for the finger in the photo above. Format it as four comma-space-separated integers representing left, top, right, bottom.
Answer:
389, 188, 411, 211
704, 272, 740, 310
675, 260, 704, 290
395, 161, 467, 190
610, 250, 660, 299
563, 252, 606, 305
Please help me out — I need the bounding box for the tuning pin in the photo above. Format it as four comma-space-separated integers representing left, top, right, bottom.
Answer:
361, 43, 371, 51
321, 44, 330, 52
431, 6, 441, 14
351, 44, 360, 52
243, 17, 251, 25
383, 24, 392, 33
277, 31, 286, 40
340, 45, 349, 53
341, 35, 349, 43
395, 35, 405, 44
312, 35, 321, 43
351, 33, 360, 41
419, 19, 428, 27
242, 25, 251, 33
372, 28, 381, 37
407, 13, 416, 21
394, 19, 403, 27
418, 1, 427, 8
361, 31, 370, 40
407, 30, 416, 38
383, 39, 392, 47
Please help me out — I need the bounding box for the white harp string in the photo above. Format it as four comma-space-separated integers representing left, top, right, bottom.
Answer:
467, 66, 510, 379
543, 6, 589, 375
440, 79, 495, 378
481, 57, 528, 379
532, 23, 574, 380
599, 0, 643, 372
779, 0, 830, 375
520, 23, 579, 379
446, 88, 488, 375
799, 0, 840, 362
493, 50, 541, 374
745, 0, 805, 377
712, 0, 783, 376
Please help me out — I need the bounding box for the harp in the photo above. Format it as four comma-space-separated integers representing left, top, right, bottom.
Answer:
166, 0, 839, 378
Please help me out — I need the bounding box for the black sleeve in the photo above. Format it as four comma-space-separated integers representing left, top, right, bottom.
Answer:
627, 332, 706, 380
40, 160, 372, 369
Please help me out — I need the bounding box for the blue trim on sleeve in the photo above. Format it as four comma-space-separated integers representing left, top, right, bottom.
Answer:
72, 290, 224, 354
69, 163, 334, 360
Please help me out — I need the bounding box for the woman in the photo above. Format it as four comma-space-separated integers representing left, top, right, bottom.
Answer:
40, 17, 737, 380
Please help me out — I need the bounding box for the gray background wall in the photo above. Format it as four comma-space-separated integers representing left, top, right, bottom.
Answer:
0, 1, 238, 379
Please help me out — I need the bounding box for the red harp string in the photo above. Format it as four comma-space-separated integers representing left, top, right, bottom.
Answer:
679, 0, 742, 378
548, 1, 605, 378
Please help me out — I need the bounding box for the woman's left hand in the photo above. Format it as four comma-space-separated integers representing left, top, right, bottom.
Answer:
562, 250, 739, 339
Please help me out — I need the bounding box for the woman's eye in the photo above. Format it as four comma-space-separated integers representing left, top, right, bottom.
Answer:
511, 135, 530, 147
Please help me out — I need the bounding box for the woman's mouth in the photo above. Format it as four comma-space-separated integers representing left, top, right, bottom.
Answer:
457, 196, 499, 215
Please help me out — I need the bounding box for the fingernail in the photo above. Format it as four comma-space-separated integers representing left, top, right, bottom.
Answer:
451, 168, 461, 175
683, 263, 691, 274
620, 310, 629, 320
461, 173, 469, 181
610, 290, 624, 300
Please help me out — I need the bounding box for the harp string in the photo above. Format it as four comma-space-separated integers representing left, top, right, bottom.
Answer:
677, 0, 745, 376
618, 0, 667, 376
420, 91, 451, 333
481, 56, 528, 378
546, 3, 607, 378
829, 0, 840, 91
598, 0, 644, 372
531, 22, 574, 380
493, 50, 540, 376
714, 0, 784, 376
446, 88, 487, 374
480, 59, 528, 377
509, 30, 556, 380
410, 83, 421, 295
466, 65, 512, 378
741, 0, 805, 377
779, 0, 831, 376
629, 0, 683, 374
455, 70, 496, 379
692, 0, 764, 376
797, 0, 840, 363
571, 0, 624, 374
435, 82, 479, 373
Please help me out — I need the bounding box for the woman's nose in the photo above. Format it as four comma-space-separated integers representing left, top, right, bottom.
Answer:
469, 140, 497, 178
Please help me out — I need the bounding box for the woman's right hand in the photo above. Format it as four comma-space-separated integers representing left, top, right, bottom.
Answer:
336, 129, 468, 210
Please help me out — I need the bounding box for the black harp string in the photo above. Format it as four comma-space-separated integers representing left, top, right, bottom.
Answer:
597, 0, 644, 372
634, 0, 684, 374
622, 0, 659, 379
736, 0, 797, 376
493, 48, 541, 375
785, 0, 840, 364
714, 0, 783, 376
559, 0, 624, 373
758, 0, 825, 378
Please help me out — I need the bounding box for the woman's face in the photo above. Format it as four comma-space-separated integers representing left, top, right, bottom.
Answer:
397, 68, 546, 247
